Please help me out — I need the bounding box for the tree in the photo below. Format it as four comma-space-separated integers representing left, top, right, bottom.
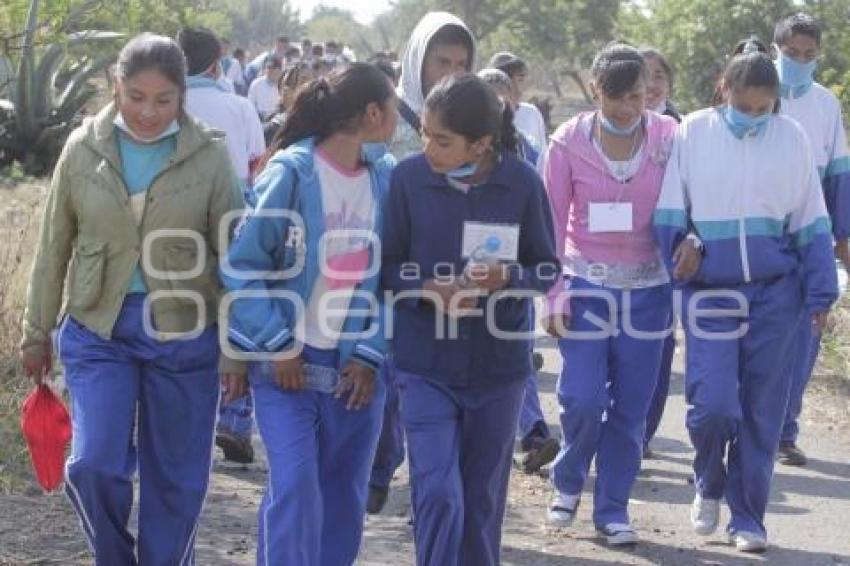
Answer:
1, 0, 125, 173
618, 0, 850, 120
478, 0, 620, 102
228, 0, 302, 48
363, 0, 621, 103
370, 0, 431, 54
617, 0, 796, 112
305, 6, 373, 56
801, 0, 850, 122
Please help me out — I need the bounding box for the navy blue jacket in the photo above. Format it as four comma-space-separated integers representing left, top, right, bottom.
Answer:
383, 150, 559, 388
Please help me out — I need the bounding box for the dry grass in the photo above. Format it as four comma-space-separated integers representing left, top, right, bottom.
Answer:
0, 176, 46, 494
815, 291, 850, 420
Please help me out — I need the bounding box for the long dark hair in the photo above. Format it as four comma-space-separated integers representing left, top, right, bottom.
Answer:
276, 62, 311, 114
266, 62, 394, 157
424, 72, 518, 153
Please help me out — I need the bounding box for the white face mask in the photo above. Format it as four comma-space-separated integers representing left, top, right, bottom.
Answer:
113, 113, 180, 144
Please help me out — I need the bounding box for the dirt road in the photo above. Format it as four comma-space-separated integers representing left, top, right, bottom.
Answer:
2, 334, 849, 565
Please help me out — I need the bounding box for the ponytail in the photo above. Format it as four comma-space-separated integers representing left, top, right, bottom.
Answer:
261, 62, 394, 170
499, 102, 519, 154
271, 77, 332, 152
476, 68, 519, 154
712, 36, 772, 106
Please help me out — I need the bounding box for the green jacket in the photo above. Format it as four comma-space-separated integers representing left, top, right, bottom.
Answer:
21, 103, 246, 374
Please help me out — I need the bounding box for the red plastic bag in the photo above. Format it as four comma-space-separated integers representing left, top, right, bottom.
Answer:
20, 384, 72, 492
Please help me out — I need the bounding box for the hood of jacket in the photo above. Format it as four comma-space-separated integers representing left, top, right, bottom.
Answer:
397, 11, 475, 115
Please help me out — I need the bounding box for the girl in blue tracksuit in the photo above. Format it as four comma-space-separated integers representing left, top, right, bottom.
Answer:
221, 63, 397, 566
654, 45, 838, 552
477, 67, 558, 474
383, 72, 559, 566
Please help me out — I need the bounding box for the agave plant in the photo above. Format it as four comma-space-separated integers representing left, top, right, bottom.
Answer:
0, 0, 123, 175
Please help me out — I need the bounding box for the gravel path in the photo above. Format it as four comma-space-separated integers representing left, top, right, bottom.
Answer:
2, 334, 849, 565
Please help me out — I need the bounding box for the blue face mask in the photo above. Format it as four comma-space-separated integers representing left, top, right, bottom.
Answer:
445, 161, 478, 179
360, 142, 388, 164
776, 52, 817, 88
599, 113, 642, 137
722, 105, 771, 139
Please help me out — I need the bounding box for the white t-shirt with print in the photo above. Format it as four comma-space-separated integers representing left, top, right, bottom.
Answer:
300, 150, 376, 350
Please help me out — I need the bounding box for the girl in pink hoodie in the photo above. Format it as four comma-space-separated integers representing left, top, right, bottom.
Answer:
541, 43, 679, 545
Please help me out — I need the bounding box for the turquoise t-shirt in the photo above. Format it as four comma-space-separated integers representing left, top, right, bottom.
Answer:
115, 130, 178, 294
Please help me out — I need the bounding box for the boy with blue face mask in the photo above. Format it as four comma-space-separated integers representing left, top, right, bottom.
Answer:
773, 13, 850, 467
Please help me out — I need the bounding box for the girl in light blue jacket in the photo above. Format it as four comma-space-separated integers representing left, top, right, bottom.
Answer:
221, 62, 397, 566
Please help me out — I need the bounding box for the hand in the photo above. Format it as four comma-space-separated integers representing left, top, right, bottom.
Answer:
21, 346, 52, 385
542, 314, 571, 338
422, 278, 480, 314
335, 360, 376, 410
274, 355, 304, 391
812, 311, 830, 334
673, 239, 702, 281
835, 239, 850, 273
463, 261, 510, 293
220, 372, 248, 404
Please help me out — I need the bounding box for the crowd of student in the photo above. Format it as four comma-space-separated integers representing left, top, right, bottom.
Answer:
18, 9, 848, 566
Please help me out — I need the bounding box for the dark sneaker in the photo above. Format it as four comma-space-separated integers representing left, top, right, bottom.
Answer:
777, 441, 807, 466
215, 430, 254, 464
366, 485, 389, 515
532, 352, 544, 371
520, 421, 551, 452
522, 438, 561, 474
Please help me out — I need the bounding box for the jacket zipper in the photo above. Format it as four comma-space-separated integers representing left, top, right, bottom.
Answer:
739, 141, 752, 283
87, 138, 209, 318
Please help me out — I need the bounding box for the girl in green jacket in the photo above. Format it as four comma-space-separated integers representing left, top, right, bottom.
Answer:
20, 34, 245, 566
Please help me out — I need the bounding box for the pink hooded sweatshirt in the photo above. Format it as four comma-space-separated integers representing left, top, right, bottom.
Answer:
543, 111, 677, 316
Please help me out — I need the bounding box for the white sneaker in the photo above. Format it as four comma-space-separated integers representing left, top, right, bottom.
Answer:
547, 493, 580, 527
690, 494, 720, 535
730, 530, 768, 553
597, 522, 639, 546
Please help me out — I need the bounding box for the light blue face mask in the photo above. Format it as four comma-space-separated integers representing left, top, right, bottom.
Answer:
360, 142, 388, 164
776, 52, 817, 88
722, 105, 771, 139
445, 161, 478, 179
113, 113, 180, 144
599, 113, 642, 137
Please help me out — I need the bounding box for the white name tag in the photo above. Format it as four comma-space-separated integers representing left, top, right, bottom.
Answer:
461, 221, 520, 261
588, 202, 633, 233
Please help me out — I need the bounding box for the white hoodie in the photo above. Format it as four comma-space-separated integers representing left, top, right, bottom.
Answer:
392, 12, 475, 158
